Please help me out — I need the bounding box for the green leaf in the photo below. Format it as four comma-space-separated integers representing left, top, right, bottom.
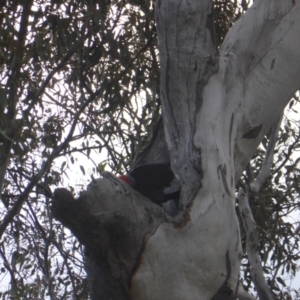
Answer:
97, 162, 106, 173
61, 161, 66, 171
276, 277, 286, 287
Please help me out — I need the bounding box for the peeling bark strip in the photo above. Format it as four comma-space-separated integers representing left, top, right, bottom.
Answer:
217, 164, 231, 196
130, 117, 170, 170
155, 0, 218, 211
229, 113, 234, 157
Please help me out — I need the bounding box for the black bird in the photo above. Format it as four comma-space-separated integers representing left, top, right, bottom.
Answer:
119, 164, 180, 205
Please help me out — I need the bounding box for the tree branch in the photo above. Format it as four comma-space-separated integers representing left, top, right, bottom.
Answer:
219, 1, 300, 181
0, 0, 33, 196
51, 175, 167, 300
0, 87, 104, 238
250, 116, 282, 192
238, 188, 274, 300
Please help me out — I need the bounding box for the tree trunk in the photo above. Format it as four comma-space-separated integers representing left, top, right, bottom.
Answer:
52, 1, 300, 299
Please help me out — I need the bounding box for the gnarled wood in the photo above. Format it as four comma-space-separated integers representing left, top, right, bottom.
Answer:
52, 174, 167, 300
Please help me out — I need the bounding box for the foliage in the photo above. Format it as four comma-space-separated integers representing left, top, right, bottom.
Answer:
240, 101, 300, 299
0, 0, 299, 299
0, 0, 160, 298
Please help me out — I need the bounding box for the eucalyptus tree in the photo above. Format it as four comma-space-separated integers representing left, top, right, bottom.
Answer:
0, 0, 300, 299
53, 1, 300, 299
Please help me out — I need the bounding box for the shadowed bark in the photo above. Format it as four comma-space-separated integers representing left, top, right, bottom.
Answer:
52, 174, 167, 300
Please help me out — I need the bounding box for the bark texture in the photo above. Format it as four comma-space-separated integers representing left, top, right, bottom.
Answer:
52, 175, 167, 300
130, 117, 170, 169
130, 1, 240, 299
155, 0, 218, 211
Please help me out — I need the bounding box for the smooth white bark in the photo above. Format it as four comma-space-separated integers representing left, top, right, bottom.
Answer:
222, 1, 300, 179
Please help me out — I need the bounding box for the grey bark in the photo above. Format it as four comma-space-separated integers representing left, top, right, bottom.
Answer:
155, 0, 217, 212
52, 175, 167, 300
130, 117, 170, 169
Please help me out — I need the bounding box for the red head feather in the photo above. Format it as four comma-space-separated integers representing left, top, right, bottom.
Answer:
119, 175, 136, 187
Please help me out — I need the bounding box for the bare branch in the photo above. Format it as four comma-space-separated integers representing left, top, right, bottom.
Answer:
237, 283, 256, 300
250, 116, 282, 192
272, 128, 300, 174
238, 188, 274, 300
0, 88, 102, 238
0, 0, 34, 195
